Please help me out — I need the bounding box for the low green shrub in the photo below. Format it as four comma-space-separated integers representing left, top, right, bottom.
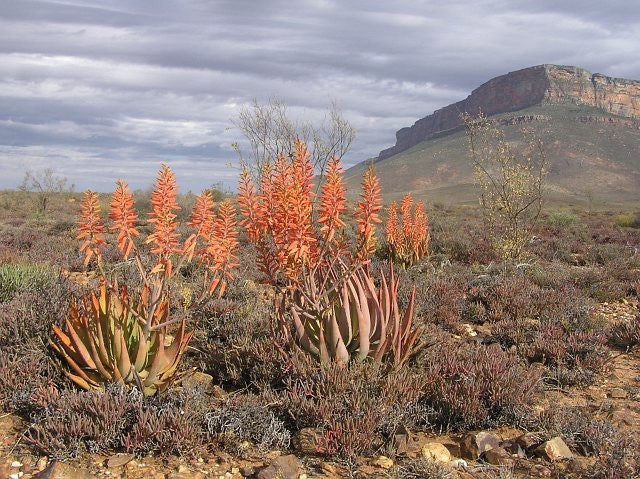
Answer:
546, 209, 579, 227
0, 263, 57, 302
613, 212, 638, 228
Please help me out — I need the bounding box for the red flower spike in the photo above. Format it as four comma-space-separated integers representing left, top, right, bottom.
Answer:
318, 156, 347, 243
77, 190, 106, 267
146, 164, 180, 272
355, 166, 382, 261
109, 180, 139, 259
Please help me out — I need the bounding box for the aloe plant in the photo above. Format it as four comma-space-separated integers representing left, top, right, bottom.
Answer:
51, 279, 191, 396
276, 263, 420, 366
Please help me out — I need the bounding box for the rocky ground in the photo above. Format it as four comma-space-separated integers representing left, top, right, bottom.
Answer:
1, 300, 638, 479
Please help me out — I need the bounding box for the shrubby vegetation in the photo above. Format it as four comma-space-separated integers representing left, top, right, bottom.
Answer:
0, 138, 638, 477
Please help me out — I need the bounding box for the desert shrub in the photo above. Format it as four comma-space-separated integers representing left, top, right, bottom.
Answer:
27, 385, 136, 459
26, 384, 210, 459
0, 263, 57, 302
523, 325, 609, 386
123, 387, 210, 456
430, 223, 497, 264
414, 275, 466, 330
274, 361, 425, 457
0, 352, 57, 413
588, 437, 639, 479
607, 314, 640, 350
541, 406, 620, 456
416, 342, 540, 430
205, 395, 291, 452
546, 209, 579, 227
0, 275, 75, 350
467, 274, 591, 330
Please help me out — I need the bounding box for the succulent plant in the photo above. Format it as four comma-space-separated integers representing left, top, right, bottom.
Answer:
276, 263, 420, 366
51, 279, 192, 396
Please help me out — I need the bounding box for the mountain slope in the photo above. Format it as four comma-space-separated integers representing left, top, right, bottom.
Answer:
345, 65, 640, 206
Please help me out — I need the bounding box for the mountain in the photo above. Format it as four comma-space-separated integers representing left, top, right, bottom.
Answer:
345, 65, 640, 206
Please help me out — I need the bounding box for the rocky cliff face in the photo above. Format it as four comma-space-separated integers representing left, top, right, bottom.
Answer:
378, 65, 640, 160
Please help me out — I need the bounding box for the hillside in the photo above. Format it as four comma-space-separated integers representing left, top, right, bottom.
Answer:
345, 65, 640, 206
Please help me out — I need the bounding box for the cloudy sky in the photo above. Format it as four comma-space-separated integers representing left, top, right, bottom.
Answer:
1, 0, 639, 192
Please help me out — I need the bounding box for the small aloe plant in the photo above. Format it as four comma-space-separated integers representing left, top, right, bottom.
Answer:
51, 279, 191, 395
52, 165, 238, 395
276, 263, 420, 366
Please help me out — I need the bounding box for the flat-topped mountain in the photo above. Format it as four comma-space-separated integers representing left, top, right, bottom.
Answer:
378, 65, 640, 161
345, 65, 640, 205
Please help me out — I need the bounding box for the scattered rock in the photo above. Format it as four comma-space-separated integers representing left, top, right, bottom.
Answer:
257, 455, 302, 479
460, 431, 500, 460
35, 461, 92, 479
529, 464, 552, 477
11, 461, 23, 468
421, 442, 452, 463
106, 453, 135, 468
371, 456, 393, 469
503, 441, 526, 458
450, 459, 468, 470
483, 447, 514, 466
535, 436, 573, 461
610, 387, 628, 399
515, 432, 542, 450
240, 466, 255, 477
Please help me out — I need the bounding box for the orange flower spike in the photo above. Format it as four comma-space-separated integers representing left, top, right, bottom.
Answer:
385, 201, 398, 247
185, 190, 215, 261
146, 164, 181, 271
289, 139, 316, 266
237, 168, 262, 242
77, 190, 106, 267
400, 194, 413, 241
188, 191, 215, 238
109, 180, 139, 259
203, 201, 239, 296
356, 165, 382, 260
318, 156, 347, 243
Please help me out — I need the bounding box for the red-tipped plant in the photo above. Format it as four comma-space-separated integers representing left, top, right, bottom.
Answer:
77, 191, 106, 268
53, 165, 238, 395
355, 165, 382, 262
385, 194, 430, 267
238, 141, 421, 366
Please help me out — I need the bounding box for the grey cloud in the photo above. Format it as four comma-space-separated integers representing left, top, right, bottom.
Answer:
0, 0, 638, 191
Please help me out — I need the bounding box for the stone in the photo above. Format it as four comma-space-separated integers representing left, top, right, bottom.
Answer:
483, 447, 514, 466
503, 441, 526, 458
460, 431, 501, 460
515, 432, 543, 450
421, 442, 452, 463
107, 453, 135, 468
240, 466, 255, 477
610, 387, 628, 399
450, 459, 468, 470
34, 461, 93, 479
535, 437, 573, 461
35, 457, 48, 472
371, 456, 393, 469
11, 461, 23, 468
529, 464, 552, 477
319, 462, 338, 475
257, 455, 302, 479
